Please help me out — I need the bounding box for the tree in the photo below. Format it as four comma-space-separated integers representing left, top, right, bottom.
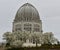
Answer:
3, 32, 13, 47
57, 41, 60, 45
43, 32, 58, 45
10, 40, 23, 48
30, 33, 43, 47
3, 31, 29, 47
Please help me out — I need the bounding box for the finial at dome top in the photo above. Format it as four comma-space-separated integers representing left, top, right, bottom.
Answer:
26, 0, 28, 3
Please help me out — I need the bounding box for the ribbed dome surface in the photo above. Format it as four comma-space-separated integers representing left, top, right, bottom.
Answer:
14, 3, 40, 22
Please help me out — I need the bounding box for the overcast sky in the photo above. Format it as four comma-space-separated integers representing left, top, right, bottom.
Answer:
0, 0, 60, 42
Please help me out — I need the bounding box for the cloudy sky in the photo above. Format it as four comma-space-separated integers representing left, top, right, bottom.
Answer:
0, 0, 60, 42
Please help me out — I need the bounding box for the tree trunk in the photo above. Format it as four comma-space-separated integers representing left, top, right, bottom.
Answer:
36, 40, 38, 47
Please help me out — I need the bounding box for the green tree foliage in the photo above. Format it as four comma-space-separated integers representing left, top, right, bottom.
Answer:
30, 33, 43, 47
3, 31, 29, 47
3, 31, 59, 48
43, 32, 58, 45
3, 32, 13, 47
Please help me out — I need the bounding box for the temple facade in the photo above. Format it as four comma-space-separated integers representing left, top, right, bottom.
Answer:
13, 3, 42, 34
12, 3, 43, 46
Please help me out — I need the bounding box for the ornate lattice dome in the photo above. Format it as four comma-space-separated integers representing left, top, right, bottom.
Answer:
14, 3, 40, 22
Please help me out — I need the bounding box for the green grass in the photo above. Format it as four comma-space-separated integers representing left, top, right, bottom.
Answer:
6, 44, 60, 50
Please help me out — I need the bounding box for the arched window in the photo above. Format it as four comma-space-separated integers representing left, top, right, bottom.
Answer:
24, 23, 32, 31
15, 24, 22, 31
34, 24, 40, 32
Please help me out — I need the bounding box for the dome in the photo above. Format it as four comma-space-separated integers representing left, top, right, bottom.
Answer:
14, 3, 40, 22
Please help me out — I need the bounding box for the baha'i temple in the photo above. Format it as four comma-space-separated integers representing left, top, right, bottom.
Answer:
12, 3, 43, 45
13, 3, 42, 33
0, 2, 60, 50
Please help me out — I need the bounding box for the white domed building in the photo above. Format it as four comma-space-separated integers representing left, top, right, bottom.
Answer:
12, 3, 43, 46
13, 3, 42, 33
